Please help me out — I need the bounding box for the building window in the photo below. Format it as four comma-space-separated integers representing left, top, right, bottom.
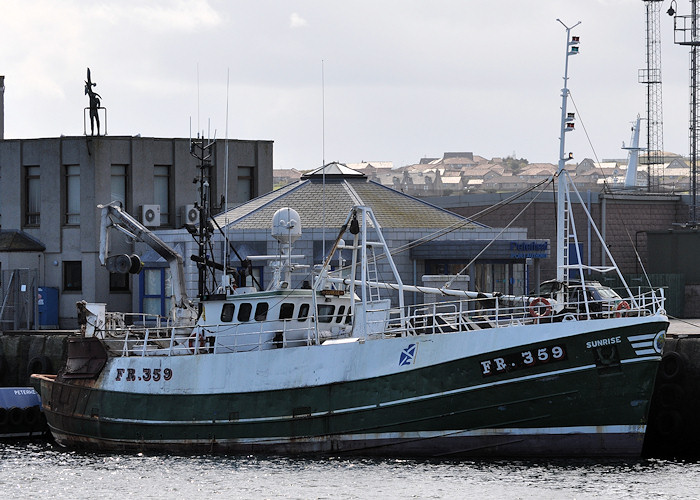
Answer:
237, 166, 254, 202
111, 165, 127, 209
154, 165, 170, 225
65, 165, 80, 224
109, 272, 129, 292
63, 261, 82, 291
140, 267, 172, 317
25, 166, 40, 226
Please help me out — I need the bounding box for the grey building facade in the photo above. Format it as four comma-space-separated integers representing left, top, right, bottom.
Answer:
0, 135, 273, 328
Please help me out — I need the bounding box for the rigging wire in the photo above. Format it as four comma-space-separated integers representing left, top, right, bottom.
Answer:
568, 91, 610, 191
444, 177, 554, 288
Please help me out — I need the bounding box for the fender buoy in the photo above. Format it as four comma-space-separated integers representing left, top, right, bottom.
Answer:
0, 407, 7, 427
529, 297, 552, 318
188, 332, 208, 354
660, 351, 686, 382
26, 356, 52, 377
615, 300, 631, 318
8, 407, 24, 427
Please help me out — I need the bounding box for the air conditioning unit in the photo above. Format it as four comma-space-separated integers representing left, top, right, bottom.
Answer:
141, 204, 161, 227
181, 204, 198, 226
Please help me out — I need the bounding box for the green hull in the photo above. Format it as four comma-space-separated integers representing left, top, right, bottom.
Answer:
38, 320, 665, 457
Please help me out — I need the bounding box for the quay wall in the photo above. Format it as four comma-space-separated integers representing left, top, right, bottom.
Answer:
0, 332, 71, 387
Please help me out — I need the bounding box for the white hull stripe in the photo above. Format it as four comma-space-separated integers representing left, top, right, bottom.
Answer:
96, 356, 658, 426
52, 425, 647, 446
627, 333, 657, 342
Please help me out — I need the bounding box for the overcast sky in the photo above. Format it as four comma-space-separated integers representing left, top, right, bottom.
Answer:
0, 0, 693, 170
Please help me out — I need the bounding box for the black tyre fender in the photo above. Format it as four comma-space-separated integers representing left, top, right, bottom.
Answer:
655, 409, 683, 438
0, 407, 7, 427
24, 406, 42, 428
660, 351, 686, 382
658, 383, 685, 409
8, 407, 24, 427
26, 355, 52, 377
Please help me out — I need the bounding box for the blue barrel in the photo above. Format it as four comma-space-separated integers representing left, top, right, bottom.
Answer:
37, 286, 59, 329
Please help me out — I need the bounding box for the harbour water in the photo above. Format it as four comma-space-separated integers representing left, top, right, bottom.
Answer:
2, 440, 699, 499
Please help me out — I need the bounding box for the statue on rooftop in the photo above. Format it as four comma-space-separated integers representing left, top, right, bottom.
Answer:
85, 68, 102, 136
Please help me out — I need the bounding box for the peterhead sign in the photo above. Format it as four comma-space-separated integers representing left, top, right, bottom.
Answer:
509, 241, 549, 259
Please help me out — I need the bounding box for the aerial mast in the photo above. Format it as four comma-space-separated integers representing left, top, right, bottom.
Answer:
190, 133, 216, 299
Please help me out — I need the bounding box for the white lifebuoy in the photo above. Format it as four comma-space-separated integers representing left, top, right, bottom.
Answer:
529, 297, 552, 318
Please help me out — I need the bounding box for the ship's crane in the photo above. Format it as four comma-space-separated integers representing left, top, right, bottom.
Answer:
98, 201, 197, 326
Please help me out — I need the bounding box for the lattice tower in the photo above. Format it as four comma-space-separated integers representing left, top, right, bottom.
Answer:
639, 0, 665, 192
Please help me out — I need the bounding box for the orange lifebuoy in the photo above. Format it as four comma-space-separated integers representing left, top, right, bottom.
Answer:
188, 332, 207, 354
529, 297, 552, 318
615, 300, 631, 318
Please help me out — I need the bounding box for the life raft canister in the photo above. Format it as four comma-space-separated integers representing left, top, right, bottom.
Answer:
529, 297, 552, 318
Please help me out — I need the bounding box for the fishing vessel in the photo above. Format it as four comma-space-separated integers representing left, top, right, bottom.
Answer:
33, 23, 668, 457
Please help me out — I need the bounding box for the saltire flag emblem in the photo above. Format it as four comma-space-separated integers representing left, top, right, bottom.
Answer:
399, 344, 417, 366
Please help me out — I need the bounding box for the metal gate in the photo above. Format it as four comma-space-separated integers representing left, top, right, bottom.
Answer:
0, 268, 38, 331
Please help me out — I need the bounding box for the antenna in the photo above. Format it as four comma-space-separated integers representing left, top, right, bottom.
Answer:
322, 60, 326, 259
223, 68, 231, 275
197, 63, 200, 137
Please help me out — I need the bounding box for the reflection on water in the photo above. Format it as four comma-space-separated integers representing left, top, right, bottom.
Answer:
0, 440, 698, 499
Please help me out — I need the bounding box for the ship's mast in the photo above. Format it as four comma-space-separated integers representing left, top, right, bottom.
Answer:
190, 134, 216, 300
556, 20, 581, 284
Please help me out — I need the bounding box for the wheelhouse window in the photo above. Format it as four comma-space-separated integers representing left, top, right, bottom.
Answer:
63, 261, 82, 291
25, 166, 40, 226
279, 303, 294, 319
221, 303, 235, 322
336, 305, 346, 322
238, 303, 252, 322
65, 165, 80, 224
298, 303, 310, 321
254, 302, 269, 321
318, 304, 335, 323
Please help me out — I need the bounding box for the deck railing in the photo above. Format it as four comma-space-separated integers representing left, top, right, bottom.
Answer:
99, 288, 666, 357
